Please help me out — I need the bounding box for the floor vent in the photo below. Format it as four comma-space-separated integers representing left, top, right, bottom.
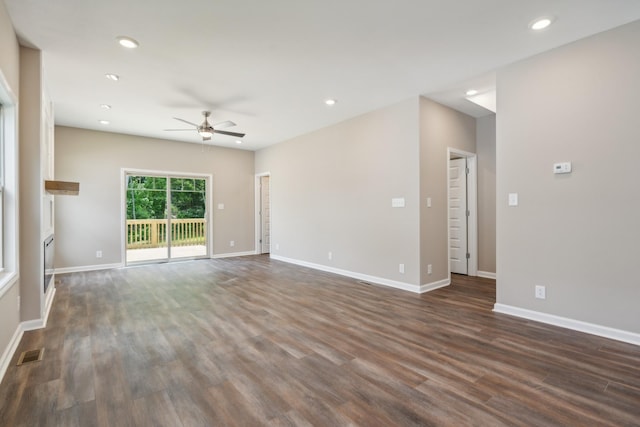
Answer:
17, 348, 44, 366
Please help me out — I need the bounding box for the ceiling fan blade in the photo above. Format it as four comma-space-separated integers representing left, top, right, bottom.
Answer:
214, 129, 245, 138
213, 120, 236, 129
164, 129, 196, 131
173, 117, 199, 127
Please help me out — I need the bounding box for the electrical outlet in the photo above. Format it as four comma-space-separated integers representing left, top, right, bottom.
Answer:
328, 251, 332, 260
275, 243, 280, 250
427, 264, 432, 275
399, 263, 405, 274
96, 250, 102, 258
535, 285, 546, 299
230, 240, 235, 247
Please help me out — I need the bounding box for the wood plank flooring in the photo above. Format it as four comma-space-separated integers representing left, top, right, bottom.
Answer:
1, 255, 639, 426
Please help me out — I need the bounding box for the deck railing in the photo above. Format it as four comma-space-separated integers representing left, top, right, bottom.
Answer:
127, 218, 206, 249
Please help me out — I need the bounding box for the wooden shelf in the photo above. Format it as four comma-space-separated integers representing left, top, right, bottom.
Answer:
45, 180, 79, 195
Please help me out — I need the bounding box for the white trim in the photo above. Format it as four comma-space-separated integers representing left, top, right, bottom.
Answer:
212, 250, 257, 259
0, 68, 20, 297
0, 285, 55, 383
270, 254, 422, 293
0, 272, 18, 299
120, 169, 127, 266
0, 323, 23, 382
21, 318, 44, 332
254, 171, 271, 255
493, 303, 640, 346
54, 253, 263, 272
42, 285, 55, 327
0, 282, 56, 383
447, 148, 478, 278
420, 278, 451, 293
55, 262, 123, 274
21, 286, 57, 332
477, 271, 496, 279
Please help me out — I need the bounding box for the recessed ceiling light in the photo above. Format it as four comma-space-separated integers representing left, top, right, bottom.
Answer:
100, 104, 112, 109
99, 120, 110, 125
325, 99, 337, 106
236, 140, 242, 144
105, 73, 119, 81
529, 17, 554, 31
466, 89, 478, 96
117, 36, 139, 49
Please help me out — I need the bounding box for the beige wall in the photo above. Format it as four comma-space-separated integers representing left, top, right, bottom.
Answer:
255, 96, 479, 290
19, 47, 44, 321
476, 114, 496, 274
255, 98, 422, 286
0, 0, 20, 376
54, 127, 255, 269
497, 20, 640, 333
0, 0, 18, 92
419, 97, 476, 285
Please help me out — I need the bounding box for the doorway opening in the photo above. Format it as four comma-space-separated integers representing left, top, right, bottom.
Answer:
255, 173, 271, 254
124, 171, 210, 265
447, 149, 478, 276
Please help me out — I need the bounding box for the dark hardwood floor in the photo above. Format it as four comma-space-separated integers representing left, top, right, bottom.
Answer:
1, 255, 639, 426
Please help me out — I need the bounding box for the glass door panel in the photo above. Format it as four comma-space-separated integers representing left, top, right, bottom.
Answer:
169, 177, 207, 259
125, 175, 169, 264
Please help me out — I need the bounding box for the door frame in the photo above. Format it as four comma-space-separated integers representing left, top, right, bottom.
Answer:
446, 149, 478, 277
121, 168, 213, 265
254, 172, 271, 254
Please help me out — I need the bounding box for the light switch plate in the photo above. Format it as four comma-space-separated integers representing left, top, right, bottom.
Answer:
553, 162, 572, 174
391, 198, 405, 208
217, 203, 225, 210
508, 193, 518, 207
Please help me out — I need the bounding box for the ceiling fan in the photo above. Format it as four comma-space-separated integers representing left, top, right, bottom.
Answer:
165, 111, 245, 141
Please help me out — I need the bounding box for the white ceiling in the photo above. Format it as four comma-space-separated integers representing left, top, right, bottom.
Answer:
6, 0, 640, 151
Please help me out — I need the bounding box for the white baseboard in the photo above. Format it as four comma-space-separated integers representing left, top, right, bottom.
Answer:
21, 318, 45, 332
0, 286, 57, 383
55, 262, 123, 274
55, 253, 260, 273
270, 255, 422, 293
0, 283, 60, 381
420, 278, 451, 293
212, 251, 258, 259
477, 271, 496, 279
42, 286, 56, 328
0, 323, 23, 383
493, 303, 640, 346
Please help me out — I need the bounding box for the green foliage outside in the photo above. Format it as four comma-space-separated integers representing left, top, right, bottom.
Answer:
126, 176, 206, 220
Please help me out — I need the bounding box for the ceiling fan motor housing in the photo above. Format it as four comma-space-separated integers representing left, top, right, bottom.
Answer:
199, 111, 214, 137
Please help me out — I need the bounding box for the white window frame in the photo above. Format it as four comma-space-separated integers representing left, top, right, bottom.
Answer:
0, 69, 19, 297
0, 103, 4, 270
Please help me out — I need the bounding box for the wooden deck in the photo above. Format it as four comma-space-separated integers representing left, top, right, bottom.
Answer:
1, 255, 639, 426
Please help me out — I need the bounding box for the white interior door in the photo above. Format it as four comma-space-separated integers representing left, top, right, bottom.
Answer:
260, 175, 271, 254
449, 158, 468, 274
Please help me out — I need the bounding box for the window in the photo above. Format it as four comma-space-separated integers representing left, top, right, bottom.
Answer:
0, 71, 18, 292
0, 103, 4, 270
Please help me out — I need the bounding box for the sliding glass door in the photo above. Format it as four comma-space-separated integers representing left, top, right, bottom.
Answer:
169, 177, 207, 259
125, 173, 208, 265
